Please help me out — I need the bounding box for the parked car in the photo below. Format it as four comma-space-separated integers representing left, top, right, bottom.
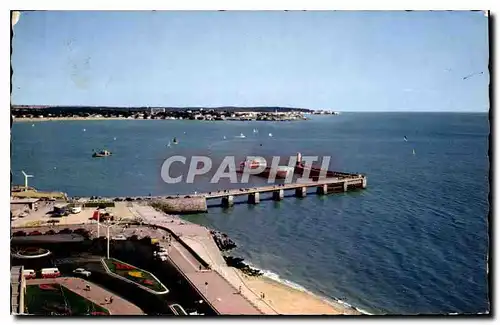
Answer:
41, 268, 61, 278
71, 206, 82, 214
45, 230, 56, 235
12, 231, 26, 237
111, 234, 127, 241
58, 228, 73, 234
22, 269, 36, 279
73, 268, 91, 277
28, 231, 42, 236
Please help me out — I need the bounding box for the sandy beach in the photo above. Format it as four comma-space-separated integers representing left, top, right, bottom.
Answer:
236, 270, 361, 315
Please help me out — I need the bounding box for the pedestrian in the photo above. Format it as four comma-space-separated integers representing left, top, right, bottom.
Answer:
109, 296, 114, 304
104, 298, 109, 304
238, 286, 242, 294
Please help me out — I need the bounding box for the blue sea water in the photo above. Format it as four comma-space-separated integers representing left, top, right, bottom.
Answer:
11, 113, 490, 314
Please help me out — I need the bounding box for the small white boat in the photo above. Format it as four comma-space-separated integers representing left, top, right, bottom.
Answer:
223, 136, 226, 140
113, 137, 117, 141
83, 128, 86, 132
412, 149, 416, 155
235, 133, 246, 138
167, 141, 171, 147
268, 133, 273, 137
253, 129, 258, 133
31, 124, 35, 127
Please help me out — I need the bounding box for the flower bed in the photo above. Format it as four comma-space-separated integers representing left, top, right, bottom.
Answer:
103, 258, 167, 294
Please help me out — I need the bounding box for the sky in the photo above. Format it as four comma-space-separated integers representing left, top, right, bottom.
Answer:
11, 11, 489, 111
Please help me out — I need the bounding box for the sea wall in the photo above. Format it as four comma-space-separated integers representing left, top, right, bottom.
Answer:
150, 197, 208, 214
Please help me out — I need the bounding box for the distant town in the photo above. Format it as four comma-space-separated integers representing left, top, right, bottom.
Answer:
11, 106, 340, 122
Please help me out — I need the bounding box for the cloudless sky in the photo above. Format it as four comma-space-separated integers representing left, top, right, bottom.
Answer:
11, 11, 489, 111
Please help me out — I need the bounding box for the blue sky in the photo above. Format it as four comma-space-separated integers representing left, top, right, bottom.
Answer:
11, 11, 489, 111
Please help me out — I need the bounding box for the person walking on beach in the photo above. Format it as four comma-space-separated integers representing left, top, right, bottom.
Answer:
238, 286, 242, 294
109, 296, 114, 304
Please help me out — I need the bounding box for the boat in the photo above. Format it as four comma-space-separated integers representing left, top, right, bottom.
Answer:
268, 133, 273, 137
253, 129, 258, 133
235, 133, 246, 138
172, 137, 178, 144
239, 157, 266, 171
92, 150, 112, 158
276, 166, 294, 179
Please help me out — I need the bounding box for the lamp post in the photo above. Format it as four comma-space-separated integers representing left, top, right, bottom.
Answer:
103, 221, 116, 260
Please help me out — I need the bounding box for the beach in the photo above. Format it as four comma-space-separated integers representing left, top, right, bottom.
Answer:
236, 270, 361, 315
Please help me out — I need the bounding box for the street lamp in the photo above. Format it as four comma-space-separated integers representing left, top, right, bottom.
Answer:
102, 221, 116, 259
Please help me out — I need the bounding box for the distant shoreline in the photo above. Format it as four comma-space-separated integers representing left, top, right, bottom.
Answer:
13, 116, 309, 123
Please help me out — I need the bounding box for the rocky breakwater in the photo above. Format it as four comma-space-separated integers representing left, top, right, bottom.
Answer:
224, 256, 263, 277
210, 230, 237, 251
150, 197, 208, 214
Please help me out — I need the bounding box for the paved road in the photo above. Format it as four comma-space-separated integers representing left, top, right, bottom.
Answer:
26, 277, 144, 315
132, 205, 267, 315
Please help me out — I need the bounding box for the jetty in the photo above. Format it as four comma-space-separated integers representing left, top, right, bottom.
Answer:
203, 175, 366, 207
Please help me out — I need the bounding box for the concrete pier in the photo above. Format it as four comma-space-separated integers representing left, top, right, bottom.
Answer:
272, 189, 284, 201
295, 186, 307, 198
248, 192, 260, 204
221, 195, 234, 207
316, 184, 328, 195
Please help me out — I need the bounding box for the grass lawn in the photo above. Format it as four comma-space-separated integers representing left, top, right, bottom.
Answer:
25, 284, 109, 315
104, 258, 166, 293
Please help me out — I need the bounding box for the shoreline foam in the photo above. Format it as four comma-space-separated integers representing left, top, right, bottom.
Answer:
238, 259, 366, 315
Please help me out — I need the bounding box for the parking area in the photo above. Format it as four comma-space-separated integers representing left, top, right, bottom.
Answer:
11, 202, 138, 228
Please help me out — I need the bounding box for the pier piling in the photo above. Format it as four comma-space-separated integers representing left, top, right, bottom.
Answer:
272, 189, 284, 201
316, 184, 328, 195
295, 186, 307, 198
248, 193, 260, 204
221, 195, 234, 207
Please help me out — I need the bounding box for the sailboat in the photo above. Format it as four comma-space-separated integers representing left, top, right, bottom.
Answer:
223, 136, 226, 140
412, 149, 416, 155
268, 133, 273, 137
253, 129, 258, 133
235, 133, 246, 138
166, 141, 171, 147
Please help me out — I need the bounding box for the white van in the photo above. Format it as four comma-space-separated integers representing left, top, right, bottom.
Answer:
41, 268, 61, 278
71, 206, 82, 214
22, 269, 36, 279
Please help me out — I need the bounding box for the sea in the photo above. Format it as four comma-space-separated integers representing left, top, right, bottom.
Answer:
11, 112, 490, 315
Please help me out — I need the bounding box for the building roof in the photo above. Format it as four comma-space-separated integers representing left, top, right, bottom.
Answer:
10, 198, 39, 204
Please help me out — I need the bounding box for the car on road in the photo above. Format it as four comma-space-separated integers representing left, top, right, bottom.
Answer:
73, 268, 91, 277
111, 234, 127, 241
71, 206, 82, 214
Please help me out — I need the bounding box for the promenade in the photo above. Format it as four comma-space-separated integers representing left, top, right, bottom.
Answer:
130, 204, 273, 315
